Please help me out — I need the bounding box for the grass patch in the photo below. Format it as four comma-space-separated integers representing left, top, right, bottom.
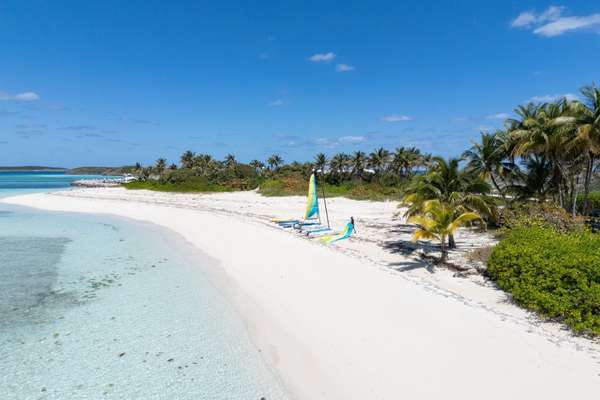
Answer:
259, 177, 404, 201
488, 225, 600, 336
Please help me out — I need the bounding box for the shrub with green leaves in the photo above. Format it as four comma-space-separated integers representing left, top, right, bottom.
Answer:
488, 225, 600, 336
577, 191, 600, 213
497, 201, 584, 233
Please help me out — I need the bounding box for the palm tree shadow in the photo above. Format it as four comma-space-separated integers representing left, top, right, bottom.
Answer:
388, 259, 434, 274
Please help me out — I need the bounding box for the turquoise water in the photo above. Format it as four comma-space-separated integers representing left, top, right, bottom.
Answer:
0, 174, 288, 399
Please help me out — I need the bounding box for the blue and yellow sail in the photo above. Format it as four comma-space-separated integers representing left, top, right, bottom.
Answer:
304, 173, 320, 220
319, 221, 354, 244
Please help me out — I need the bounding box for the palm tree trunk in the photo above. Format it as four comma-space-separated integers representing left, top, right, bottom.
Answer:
440, 235, 448, 264
448, 233, 456, 249
571, 175, 579, 218
489, 173, 507, 203
583, 154, 594, 215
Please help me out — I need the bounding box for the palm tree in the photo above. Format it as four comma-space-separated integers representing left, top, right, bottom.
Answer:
402, 157, 495, 247
329, 153, 348, 179
155, 158, 167, 175
409, 199, 482, 263
267, 154, 283, 171
506, 155, 553, 201
351, 151, 366, 178
193, 154, 213, 174
562, 84, 600, 214
224, 154, 238, 173
392, 147, 410, 177
508, 100, 580, 211
180, 150, 195, 169
368, 147, 390, 176
169, 163, 178, 170
314, 153, 328, 172
463, 131, 508, 201
249, 159, 265, 173
392, 147, 422, 177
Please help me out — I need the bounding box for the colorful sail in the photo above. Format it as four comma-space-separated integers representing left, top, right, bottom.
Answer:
319, 222, 354, 244
303, 173, 320, 220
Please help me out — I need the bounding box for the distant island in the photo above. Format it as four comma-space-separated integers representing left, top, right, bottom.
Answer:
0, 166, 137, 175
0, 166, 66, 171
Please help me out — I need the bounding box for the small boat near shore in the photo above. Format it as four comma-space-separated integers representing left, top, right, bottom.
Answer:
71, 174, 137, 188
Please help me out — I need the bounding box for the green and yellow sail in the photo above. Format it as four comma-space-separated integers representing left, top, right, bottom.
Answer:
304, 173, 320, 220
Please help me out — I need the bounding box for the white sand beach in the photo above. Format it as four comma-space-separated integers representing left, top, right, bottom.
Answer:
4, 188, 600, 399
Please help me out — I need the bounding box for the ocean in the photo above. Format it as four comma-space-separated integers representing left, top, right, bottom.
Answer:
0, 172, 287, 399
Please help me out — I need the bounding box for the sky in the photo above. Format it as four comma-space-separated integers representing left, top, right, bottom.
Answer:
0, 0, 599, 167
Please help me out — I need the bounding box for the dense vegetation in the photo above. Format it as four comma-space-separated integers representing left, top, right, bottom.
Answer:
126, 81, 600, 335
488, 225, 600, 336
126, 147, 424, 200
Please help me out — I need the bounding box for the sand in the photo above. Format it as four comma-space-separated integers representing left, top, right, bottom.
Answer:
3, 188, 600, 399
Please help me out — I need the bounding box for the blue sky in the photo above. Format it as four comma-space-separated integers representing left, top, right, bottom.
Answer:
1, 1, 599, 167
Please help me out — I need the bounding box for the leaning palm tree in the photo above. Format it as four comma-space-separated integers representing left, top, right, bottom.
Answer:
409, 199, 482, 263
267, 154, 283, 171
463, 131, 508, 201
154, 158, 167, 175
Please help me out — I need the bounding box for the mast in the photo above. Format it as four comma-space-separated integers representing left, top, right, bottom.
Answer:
319, 170, 330, 228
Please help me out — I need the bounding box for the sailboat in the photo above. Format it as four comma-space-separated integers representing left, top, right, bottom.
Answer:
273, 173, 325, 228
271, 173, 355, 243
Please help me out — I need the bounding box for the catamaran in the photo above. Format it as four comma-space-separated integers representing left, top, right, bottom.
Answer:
273, 173, 326, 227
272, 173, 355, 243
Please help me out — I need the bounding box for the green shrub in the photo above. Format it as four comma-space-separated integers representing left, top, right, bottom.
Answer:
488, 225, 600, 336
497, 201, 584, 233
577, 191, 600, 213
258, 175, 404, 201
124, 177, 235, 193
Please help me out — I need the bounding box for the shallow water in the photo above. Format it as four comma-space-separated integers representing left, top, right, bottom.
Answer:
0, 175, 287, 399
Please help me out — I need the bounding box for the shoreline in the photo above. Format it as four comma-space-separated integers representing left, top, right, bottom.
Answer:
3, 188, 600, 399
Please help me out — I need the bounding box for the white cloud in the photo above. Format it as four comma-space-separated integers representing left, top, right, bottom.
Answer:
382, 115, 413, 122
511, 6, 564, 28
338, 135, 366, 143
486, 113, 510, 120
308, 52, 336, 62
534, 14, 600, 37
14, 91, 40, 101
335, 63, 355, 72
315, 137, 337, 147
0, 90, 40, 101
268, 99, 285, 107
511, 6, 600, 37
529, 93, 578, 103
511, 11, 538, 28
313, 135, 369, 148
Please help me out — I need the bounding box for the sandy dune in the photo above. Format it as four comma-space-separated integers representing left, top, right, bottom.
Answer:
4, 188, 600, 399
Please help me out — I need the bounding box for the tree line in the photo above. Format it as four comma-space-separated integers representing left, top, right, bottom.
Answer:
132, 82, 599, 260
